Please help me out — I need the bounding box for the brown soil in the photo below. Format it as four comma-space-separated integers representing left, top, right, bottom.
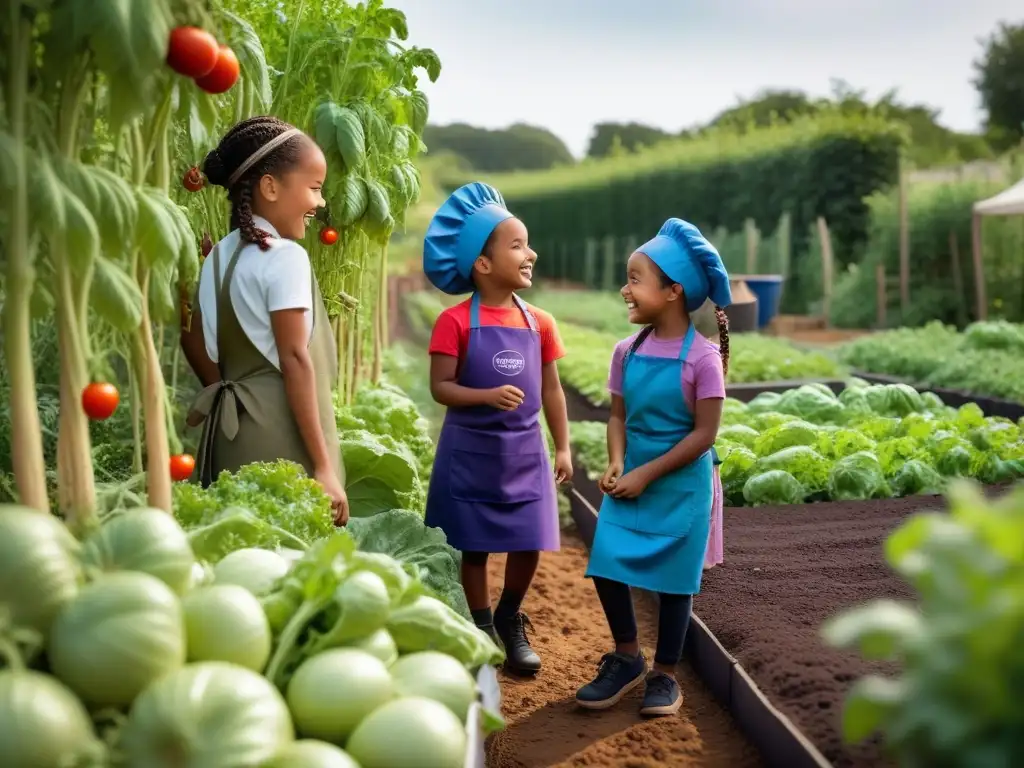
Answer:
485, 535, 764, 768
694, 496, 947, 768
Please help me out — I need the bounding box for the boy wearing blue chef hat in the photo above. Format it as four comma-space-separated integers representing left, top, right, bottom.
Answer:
422, 182, 573, 675
576, 219, 731, 717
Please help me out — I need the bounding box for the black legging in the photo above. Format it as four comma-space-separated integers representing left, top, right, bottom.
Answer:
593, 577, 693, 666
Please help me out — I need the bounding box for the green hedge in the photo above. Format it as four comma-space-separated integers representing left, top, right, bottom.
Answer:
829, 178, 1024, 328
477, 113, 905, 313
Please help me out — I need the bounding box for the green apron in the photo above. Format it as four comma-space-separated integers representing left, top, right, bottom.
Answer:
188, 240, 342, 488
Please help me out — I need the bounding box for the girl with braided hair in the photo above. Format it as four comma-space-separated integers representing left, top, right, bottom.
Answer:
576, 218, 731, 718
179, 116, 348, 523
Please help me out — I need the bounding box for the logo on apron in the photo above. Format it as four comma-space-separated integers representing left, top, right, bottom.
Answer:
492, 349, 526, 376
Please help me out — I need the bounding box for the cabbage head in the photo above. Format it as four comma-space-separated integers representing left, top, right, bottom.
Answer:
743, 470, 805, 506
755, 446, 831, 494
828, 452, 889, 500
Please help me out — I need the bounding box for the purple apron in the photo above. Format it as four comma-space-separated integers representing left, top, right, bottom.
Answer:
425, 293, 560, 553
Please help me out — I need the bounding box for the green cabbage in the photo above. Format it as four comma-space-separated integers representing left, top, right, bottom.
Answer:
776, 384, 845, 423
755, 446, 831, 494
891, 460, 944, 497
121, 661, 294, 767
48, 571, 186, 707
742, 470, 806, 506
718, 424, 759, 448
753, 420, 820, 456
829, 452, 889, 501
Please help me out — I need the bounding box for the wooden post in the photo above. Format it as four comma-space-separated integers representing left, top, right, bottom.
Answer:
816, 216, 834, 328
776, 212, 792, 279
898, 165, 910, 310
583, 238, 597, 288
971, 213, 987, 320
875, 264, 887, 328
601, 236, 618, 292
744, 218, 759, 274
949, 231, 967, 327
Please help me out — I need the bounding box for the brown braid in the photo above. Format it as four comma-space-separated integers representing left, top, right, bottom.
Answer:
714, 305, 730, 377
203, 115, 309, 252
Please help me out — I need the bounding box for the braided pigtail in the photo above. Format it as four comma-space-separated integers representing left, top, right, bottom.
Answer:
233, 184, 271, 251
202, 115, 308, 252
621, 325, 655, 375
714, 305, 730, 377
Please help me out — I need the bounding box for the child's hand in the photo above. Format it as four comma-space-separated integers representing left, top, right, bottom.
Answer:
486, 384, 525, 411
554, 449, 573, 484
599, 461, 624, 493
608, 468, 650, 499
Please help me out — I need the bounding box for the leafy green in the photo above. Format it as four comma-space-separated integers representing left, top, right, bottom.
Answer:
346, 509, 469, 619
173, 461, 335, 550
822, 482, 1024, 765
840, 320, 1024, 403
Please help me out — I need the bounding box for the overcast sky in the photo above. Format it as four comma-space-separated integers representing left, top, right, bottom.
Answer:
403, 0, 1022, 157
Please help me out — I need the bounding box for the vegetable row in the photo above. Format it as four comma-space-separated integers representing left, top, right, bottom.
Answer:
0, 497, 500, 768
570, 379, 1024, 506
839, 320, 1024, 404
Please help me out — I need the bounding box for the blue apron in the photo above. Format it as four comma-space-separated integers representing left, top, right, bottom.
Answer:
586, 323, 713, 595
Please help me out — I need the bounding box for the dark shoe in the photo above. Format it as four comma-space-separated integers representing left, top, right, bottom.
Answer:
495, 612, 541, 674
575, 652, 647, 710
640, 672, 682, 716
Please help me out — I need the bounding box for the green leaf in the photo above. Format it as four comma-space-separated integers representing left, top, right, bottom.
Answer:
91, 256, 144, 331
341, 430, 420, 518
314, 102, 343, 155
134, 188, 187, 268
379, 8, 409, 40
48, 0, 173, 126
841, 675, 906, 744
822, 599, 923, 660
406, 90, 429, 134
28, 155, 67, 231
62, 182, 101, 274
335, 107, 367, 171
59, 161, 138, 256
221, 9, 273, 112
147, 259, 178, 324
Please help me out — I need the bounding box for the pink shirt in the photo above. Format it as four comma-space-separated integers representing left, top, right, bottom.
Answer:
607, 331, 726, 410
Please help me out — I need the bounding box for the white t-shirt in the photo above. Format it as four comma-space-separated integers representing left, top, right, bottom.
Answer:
198, 216, 313, 370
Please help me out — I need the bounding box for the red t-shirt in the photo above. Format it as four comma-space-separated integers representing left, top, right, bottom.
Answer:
428, 299, 566, 366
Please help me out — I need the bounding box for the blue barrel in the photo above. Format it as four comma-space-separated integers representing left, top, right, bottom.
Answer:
733, 274, 784, 328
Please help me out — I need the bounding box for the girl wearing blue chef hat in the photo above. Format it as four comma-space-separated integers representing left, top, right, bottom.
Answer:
422, 182, 573, 675
576, 218, 731, 717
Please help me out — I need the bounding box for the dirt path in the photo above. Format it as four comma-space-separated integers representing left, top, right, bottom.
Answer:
486, 536, 763, 768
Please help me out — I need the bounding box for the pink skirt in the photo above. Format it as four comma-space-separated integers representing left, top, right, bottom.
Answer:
704, 467, 724, 569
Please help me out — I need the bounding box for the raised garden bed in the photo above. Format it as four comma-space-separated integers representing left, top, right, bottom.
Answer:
483, 530, 765, 768
565, 447, 1017, 768
852, 371, 1024, 421
564, 487, 829, 768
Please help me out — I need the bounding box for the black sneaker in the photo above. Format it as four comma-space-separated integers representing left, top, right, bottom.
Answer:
495, 611, 541, 674
575, 652, 647, 710
639, 672, 682, 716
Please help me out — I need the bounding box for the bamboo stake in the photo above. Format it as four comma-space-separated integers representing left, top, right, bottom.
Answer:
816, 217, 834, 328
898, 165, 910, 310
876, 264, 887, 328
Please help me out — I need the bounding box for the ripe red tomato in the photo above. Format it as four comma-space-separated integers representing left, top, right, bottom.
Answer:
195, 46, 240, 94
166, 27, 219, 79
319, 227, 339, 246
182, 167, 204, 192
170, 454, 196, 482
82, 382, 120, 421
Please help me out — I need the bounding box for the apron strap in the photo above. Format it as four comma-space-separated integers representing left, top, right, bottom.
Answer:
469, 292, 539, 332
678, 322, 696, 360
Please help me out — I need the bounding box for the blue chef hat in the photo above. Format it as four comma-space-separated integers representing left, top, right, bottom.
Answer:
423, 182, 514, 295
637, 218, 733, 311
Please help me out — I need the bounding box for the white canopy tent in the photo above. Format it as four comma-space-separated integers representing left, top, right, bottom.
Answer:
971, 176, 1024, 320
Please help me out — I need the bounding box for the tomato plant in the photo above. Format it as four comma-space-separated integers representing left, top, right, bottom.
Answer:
183, 167, 205, 192
319, 227, 339, 246
166, 27, 219, 79
81, 383, 120, 421
195, 46, 240, 94
170, 455, 196, 482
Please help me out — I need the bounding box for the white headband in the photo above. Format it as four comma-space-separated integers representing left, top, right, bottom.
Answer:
227, 128, 303, 188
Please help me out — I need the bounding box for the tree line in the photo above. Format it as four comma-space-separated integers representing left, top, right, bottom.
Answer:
424, 20, 1024, 173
